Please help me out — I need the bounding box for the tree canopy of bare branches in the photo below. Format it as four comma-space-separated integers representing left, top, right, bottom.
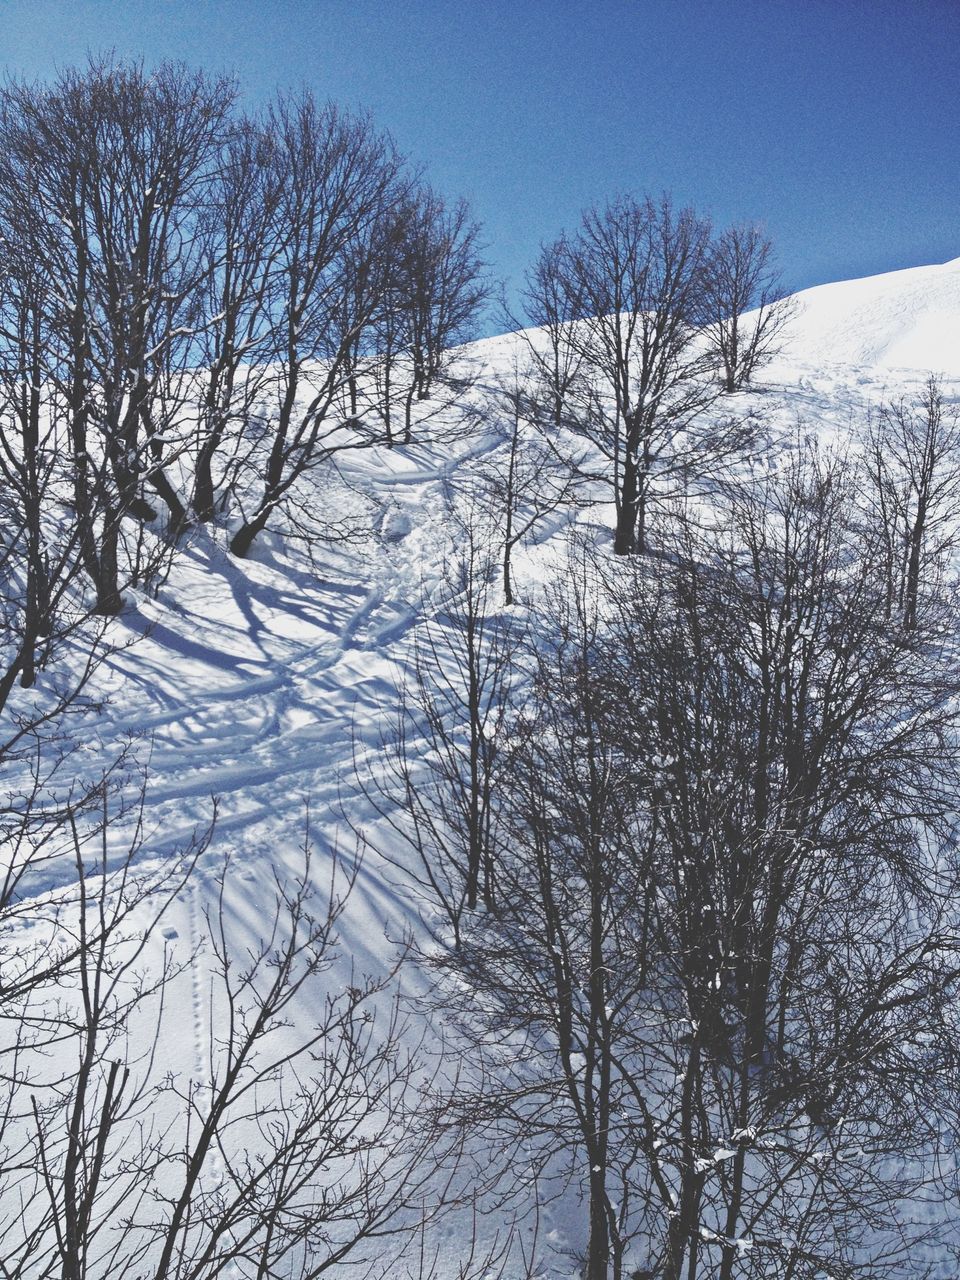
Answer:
409, 448, 960, 1279
524, 195, 752, 555
700, 222, 794, 393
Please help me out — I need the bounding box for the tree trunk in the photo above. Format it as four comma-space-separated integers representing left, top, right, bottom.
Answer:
614, 449, 639, 556
93, 517, 124, 615
230, 362, 297, 556
403, 385, 416, 445
145, 454, 188, 533
137, 403, 188, 534
725, 316, 739, 392
229, 515, 266, 559
465, 605, 482, 910
383, 352, 393, 446
586, 1163, 611, 1279
193, 442, 218, 522
904, 497, 927, 629
503, 426, 517, 604
502, 542, 514, 606
615, 415, 651, 555
68, 244, 107, 597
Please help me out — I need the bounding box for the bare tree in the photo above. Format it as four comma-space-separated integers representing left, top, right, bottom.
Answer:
394, 189, 487, 445
423, 556, 660, 1280
0, 68, 123, 617
594, 448, 960, 1279
360, 188, 487, 448
0, 61, 487, 579
410, 448, 960, 1279
0, 783, 455, 1279
361, 506, 519, 950
521, 234, 586, 429
143, 846, 439, 1280
526, 194, 744, 555
0, 223, 100, 703
700, 222, 794, 393
860, 375, 960, 629
191, 116, 285, 524
0, 59, 234, 612
72, 60, 234, 536
0, 763, 203, 1270
473, 368, 586, 605
226, 94, 409, 558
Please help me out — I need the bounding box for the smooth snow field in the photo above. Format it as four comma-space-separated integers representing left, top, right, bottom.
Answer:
7, 256, 960, 1278
783, 254, 960, 375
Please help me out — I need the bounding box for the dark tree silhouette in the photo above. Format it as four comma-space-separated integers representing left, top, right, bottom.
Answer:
525, 195, 746, 555
0, 59, 234, 611
860, 374, 960, 629
409, 450, 960, 1279
700, 222, 794, 392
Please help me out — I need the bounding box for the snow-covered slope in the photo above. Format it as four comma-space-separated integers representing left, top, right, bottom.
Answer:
777, 254, 960, 374
7, 257, 960, 1277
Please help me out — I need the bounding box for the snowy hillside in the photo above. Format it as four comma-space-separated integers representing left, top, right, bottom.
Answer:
775, 254, 960, 374
6, 256, 960, 1279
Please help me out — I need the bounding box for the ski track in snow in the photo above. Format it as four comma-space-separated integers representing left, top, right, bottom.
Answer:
27, 430, 513, 929
100, 558, 415, 851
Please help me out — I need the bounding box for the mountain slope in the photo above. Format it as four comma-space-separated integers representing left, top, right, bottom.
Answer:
776, 254, 960, 373
6, 256, 960, 1278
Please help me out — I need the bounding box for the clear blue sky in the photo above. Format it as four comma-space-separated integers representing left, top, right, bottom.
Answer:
3, 0, 958, 334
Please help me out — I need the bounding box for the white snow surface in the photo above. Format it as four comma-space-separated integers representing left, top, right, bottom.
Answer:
8, 257, 960, 1277
775, 254, 960, 375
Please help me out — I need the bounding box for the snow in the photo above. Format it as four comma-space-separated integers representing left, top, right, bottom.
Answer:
6, 254, 960, 1277
774, 254, 960, 375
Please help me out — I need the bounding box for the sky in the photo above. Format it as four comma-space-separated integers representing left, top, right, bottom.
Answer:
2, 0, 958, 335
